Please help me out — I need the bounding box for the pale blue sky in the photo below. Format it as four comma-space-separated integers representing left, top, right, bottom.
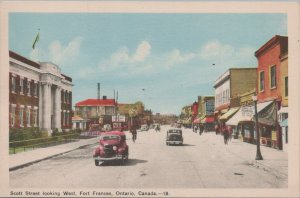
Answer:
9, 13, 287, 114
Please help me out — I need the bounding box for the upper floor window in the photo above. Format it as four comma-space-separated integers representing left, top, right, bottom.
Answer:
270, 65, 277, 89
20, 79, 24, 94
33, 83, 38, 96
11, 77, 16, 92
65, 92, 68, 103
27, 81, 31, 96
285, 76, 288, 97
259, 71, 265, 92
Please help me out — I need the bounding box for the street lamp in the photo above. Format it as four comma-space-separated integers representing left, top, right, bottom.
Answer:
252, 94, 263, 160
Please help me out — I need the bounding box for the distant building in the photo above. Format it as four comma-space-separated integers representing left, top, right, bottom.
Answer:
195, 96, 215, 131
75, 96, 116, 123
9, 51, 73, 134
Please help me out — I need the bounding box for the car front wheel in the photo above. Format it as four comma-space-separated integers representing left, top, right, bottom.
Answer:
95, 160, 99, 166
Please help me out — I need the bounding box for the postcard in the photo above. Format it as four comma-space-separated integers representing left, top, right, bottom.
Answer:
0, 1, 299, 197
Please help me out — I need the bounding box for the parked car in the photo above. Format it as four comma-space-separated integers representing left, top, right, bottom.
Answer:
140, 124, 149, 131
93, 131, 129, 166
166, 128, 183, 146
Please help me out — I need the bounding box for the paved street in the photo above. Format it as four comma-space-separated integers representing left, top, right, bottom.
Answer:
10, 125, 287, 188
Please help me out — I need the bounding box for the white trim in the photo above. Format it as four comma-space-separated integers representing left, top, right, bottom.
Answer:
11, 104, 17, 107
33, 106, 38, 110
20, 105, 24, 108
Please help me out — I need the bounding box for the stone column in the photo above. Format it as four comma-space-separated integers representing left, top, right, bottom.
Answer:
39, 82, 43, 128
55, 86, 62, 131
43, 83, 51, 133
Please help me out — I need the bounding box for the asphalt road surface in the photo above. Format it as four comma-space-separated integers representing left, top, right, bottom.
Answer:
10, 125, 287, 188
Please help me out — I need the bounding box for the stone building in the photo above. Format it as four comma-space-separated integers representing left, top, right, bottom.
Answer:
9, 51, 73, 134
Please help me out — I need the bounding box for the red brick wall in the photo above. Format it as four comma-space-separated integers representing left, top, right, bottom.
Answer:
9, 73, 39, 128
256, 43, 281, 102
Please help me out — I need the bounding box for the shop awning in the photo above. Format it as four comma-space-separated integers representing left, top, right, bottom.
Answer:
201, 117, 215, 123
193, 118, 201, 124
226, 101, 273, 126
278, 106, 288, 114
219, 107, 239, 121
280, 118, 288, 127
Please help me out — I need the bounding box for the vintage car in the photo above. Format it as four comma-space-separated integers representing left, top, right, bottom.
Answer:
93, 131, 129, 166
166, 128, 183, 145
140, 124, 149, 131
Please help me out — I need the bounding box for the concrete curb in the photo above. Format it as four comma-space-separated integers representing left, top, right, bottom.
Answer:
9, 140, 98, 172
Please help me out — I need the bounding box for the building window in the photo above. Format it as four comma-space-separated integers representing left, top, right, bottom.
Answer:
11, 105, 16, 126
65, 92, 68, 104
270, 65, 276, 89
26, 108, 31, 127
285, 76, 288, 97
66, 112, 69, 126
259, 71, 265, 92
33, 109, 38, 126
11, 77, 16, 93
19, 107, 24, 127
27, 81, 31, 96
20, 79, 24, 94
33, 83, 38, 96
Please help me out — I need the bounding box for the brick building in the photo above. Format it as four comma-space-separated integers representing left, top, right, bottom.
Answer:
9, 51, 73, 134
255, 35, 288, 150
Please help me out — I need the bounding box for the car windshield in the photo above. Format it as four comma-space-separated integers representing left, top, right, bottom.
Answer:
101, 135, 120, 141
168, 129, 181, 134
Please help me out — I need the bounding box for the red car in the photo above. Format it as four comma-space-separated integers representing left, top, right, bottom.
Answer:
93, 131, 129, 166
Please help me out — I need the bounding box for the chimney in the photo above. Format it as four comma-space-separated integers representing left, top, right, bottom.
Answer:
97, 83, 100, 99
103, 96, 107, 100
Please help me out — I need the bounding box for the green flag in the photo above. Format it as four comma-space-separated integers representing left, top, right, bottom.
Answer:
32, 31, 39, 49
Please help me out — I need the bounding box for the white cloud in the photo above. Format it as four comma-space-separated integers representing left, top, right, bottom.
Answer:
198, 40, 256, 67
30, 36, 83, 67
165, 49, 195, 68
132, 41, 151, 62
49, 37, 83, 66
199, 40, 234, 60
98, 40, 152, 73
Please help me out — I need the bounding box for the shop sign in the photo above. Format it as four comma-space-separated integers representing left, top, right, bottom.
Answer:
112, 115, 126, 122
241, 106, 254, 117
271, 131, 277, 141
205, 100, 215, 115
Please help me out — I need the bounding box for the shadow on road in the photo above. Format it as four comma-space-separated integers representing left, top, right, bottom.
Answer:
99, 159, 148, 167
168, 144, 195, 147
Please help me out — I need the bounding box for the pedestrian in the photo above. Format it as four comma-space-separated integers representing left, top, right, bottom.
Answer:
223, 127, 229, 145
199, 124, 204, 135
131, 129, 137, 143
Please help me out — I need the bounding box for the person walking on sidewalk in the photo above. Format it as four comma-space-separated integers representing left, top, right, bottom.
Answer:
223, 126, 230, 145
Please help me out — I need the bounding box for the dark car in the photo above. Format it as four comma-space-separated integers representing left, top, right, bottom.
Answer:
93, 131, 129, 166
166, 129, 183, 146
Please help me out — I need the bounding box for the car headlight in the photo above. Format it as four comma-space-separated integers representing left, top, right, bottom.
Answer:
113, 146, 118, 151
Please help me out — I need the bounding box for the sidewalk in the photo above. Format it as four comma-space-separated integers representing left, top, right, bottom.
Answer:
203, 131, 288, 179
9, 136, 101, 171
